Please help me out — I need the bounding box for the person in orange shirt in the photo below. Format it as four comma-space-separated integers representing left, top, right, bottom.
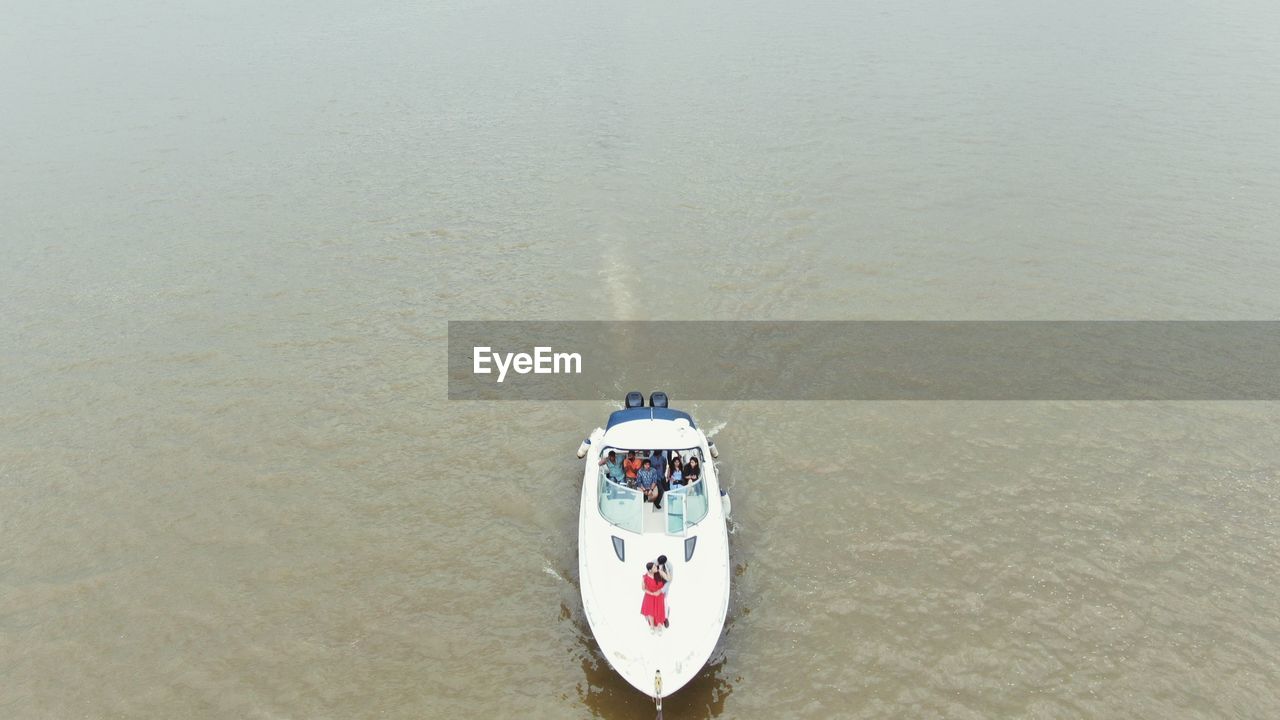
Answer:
622, 450, 642, 487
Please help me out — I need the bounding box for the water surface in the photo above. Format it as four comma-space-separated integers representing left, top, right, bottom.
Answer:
3, 0, 1280, 717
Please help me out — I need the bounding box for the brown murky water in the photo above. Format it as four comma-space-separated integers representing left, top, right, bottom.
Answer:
3, 0, 1280, 717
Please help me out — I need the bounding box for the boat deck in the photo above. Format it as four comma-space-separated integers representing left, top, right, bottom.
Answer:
641, 500, 667, 534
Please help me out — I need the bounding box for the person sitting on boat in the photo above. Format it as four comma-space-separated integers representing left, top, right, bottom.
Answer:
622, 450, 642, 487
667, 456, 684, 487
636, 459, 664, 509
598, 450, 625, 485
683, 456, 701, 485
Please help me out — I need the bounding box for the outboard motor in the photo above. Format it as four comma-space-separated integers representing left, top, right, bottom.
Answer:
624, 391, 644, 409
649, 391, 668, 408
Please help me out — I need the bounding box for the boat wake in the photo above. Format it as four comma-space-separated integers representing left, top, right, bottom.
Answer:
542, 563, 568, 584
703, 420, 728, 438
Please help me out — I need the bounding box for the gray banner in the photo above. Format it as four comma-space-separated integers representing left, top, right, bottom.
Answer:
447, 321, 1280, 400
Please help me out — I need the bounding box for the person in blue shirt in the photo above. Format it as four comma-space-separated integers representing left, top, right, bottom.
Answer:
648, 450, 667, 484
597, 450, 625, 484
636, 459, 664, 510
667, 452, 683, 488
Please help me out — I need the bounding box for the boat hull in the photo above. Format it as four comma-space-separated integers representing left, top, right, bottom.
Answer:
577, 429, 730, 699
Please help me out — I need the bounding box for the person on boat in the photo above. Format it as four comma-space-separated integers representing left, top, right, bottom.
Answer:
667, 456, 684, 488
598, 450, 625, 485
622, 451, 642, 487
648, 449, 667, 483
640, 562, 667, 632
683, 456, 701, 485
636, 459, 663, 509
656, 555, 672, 628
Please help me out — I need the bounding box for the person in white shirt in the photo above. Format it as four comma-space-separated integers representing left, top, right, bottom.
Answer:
655, 555, 673, 628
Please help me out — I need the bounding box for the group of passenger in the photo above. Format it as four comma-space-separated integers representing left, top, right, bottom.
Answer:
599, 450, 702, 510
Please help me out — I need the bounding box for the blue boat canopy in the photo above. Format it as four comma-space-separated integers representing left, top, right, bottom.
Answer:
606, 407, 697, 430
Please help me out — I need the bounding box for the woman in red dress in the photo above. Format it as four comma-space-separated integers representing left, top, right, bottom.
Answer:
640, 562, 667, 631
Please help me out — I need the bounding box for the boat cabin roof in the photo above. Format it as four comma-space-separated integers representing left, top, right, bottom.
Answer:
601, 408, 703, 450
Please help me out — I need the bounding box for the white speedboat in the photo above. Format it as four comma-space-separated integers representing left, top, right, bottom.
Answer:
576, 392, 730, 707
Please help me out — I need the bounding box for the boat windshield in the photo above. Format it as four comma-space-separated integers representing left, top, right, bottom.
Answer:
597, 447, 708, 534
597, 469, 644, 533
666, 475, 710, 533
